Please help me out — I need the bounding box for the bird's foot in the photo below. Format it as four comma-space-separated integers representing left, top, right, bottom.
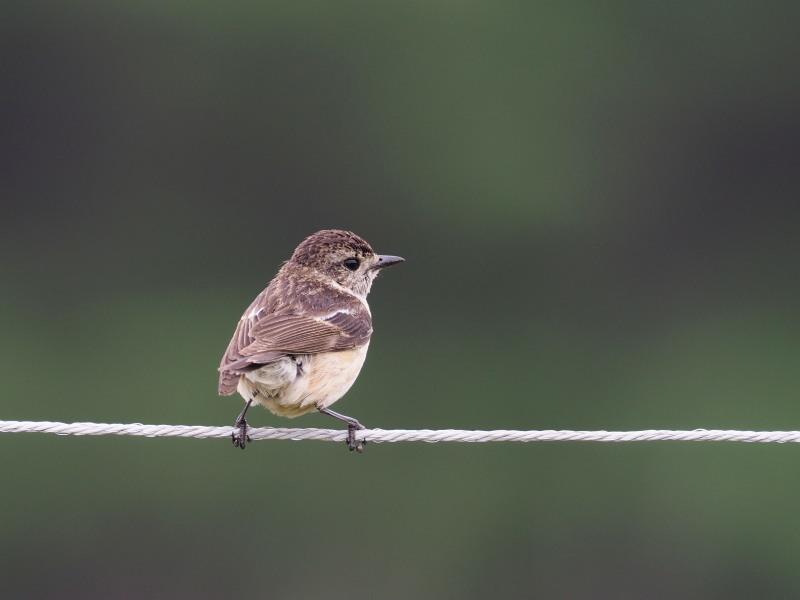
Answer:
317, 406, 367, 453
347, 421, 367, 453
232, 398, 254, 450
232, 418, 251, 450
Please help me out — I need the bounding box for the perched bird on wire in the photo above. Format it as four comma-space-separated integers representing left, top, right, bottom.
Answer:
218, 229, 404, 451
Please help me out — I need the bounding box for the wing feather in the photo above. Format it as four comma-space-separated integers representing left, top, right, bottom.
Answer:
246, 311, 372, 355
218, 305, 372, 395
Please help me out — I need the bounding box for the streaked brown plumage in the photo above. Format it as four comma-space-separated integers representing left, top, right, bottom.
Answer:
218, 229, 404, 450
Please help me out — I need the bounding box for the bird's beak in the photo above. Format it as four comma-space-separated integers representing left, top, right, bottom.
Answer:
373, 255, 405, 269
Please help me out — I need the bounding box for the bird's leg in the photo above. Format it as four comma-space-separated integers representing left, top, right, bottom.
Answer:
317, 406, 367, 452
232, 398, 254, 449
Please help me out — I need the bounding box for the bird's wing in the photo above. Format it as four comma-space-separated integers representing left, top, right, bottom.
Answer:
218, 308, 372, 394
218, 309, 263, 394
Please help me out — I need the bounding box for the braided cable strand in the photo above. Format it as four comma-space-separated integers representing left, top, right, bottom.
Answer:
1, 420, 800, 444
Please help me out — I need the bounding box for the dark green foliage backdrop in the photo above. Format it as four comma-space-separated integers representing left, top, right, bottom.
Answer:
2, 2, 799, 598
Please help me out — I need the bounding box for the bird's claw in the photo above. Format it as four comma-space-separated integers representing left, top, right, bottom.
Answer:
232, 420, 251, 450
346, 422, 367, 453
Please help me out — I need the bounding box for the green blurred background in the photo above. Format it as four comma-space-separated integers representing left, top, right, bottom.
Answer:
2, 2, 800, 598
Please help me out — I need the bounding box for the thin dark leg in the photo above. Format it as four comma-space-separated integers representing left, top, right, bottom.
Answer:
317, 406, 366, 452
232, 398, 253, 449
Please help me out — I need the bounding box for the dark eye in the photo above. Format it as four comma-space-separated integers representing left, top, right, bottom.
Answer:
343, 257, 360, 271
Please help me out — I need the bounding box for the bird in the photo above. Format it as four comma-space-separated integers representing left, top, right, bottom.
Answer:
218, 229, 404, 451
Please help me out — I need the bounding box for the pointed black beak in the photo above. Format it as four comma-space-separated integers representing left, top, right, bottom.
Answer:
373, 254, 405, 269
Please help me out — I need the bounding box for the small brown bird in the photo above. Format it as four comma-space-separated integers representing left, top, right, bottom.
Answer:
218, 230, 404, 451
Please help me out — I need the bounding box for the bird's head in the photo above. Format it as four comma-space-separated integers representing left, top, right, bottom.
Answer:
289, 229, 404, 298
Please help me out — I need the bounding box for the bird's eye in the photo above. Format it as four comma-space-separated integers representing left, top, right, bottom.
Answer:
343, 258, 360, 271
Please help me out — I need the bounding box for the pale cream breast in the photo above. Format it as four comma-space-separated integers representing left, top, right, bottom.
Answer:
237, 343, 370, 418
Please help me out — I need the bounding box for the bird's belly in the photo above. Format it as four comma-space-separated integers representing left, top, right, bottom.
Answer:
238, 344, 369, 418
